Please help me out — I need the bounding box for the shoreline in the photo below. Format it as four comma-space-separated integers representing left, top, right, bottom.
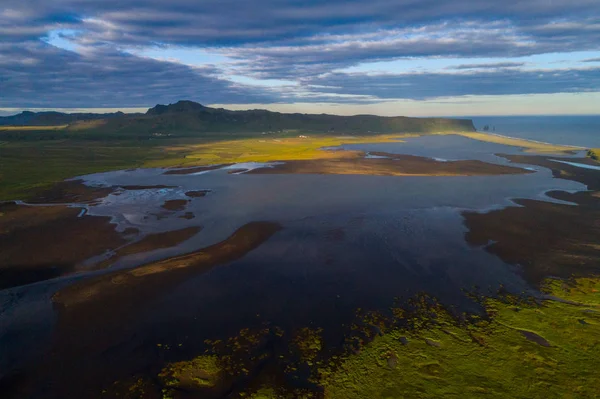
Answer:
2, 134, 600, 397
473, 131, 586, 149
453, 132, 584, 153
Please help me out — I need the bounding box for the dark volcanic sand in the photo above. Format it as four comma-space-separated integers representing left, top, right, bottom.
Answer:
0, 203, 126, 289
4, 222, 281, 399
94, 226, 202, 268
464, 154, 600, 284
161, 199, 190, 211
185, 190, 211, 198
499, 153, 600, 190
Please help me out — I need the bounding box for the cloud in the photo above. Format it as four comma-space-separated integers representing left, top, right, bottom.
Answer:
583, 57, 600, 62
304, 68, 600, 100
1, 0, 600, 106
2, 1, 600, 49
221, 21, 540, 79
0, 41, 278, 108
449, 62, 525, 70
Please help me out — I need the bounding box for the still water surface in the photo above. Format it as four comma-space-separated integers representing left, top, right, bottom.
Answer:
0, 135, 588, 385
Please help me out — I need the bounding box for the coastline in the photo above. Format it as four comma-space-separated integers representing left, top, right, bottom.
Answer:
453, 132, 584, 153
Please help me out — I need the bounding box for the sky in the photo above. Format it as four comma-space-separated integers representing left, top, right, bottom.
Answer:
1, 0, 600, 116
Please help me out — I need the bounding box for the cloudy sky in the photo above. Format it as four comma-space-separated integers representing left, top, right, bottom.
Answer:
1, 0, 600, 116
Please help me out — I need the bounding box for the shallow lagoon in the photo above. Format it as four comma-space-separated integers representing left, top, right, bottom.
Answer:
0, 135, 590, 395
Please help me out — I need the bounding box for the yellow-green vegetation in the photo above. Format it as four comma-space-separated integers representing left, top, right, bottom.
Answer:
318, 277, 600, 399
158, 355, 223, 394
0, 125, 67, 131
588, 148, 599, 161
115, 278, 600, 398
241, 387, 280, 398
0, 140, 182, 200
0, 134, 411, 200
147, 134, 414, 168
290, 327, 323, 363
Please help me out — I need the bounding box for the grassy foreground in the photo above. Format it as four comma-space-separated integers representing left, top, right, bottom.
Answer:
589, 148, 599, 161
119, 277, 600, 398
318, 278, 600, 399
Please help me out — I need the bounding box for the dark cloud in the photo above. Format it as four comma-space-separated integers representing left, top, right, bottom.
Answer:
583, 57, 600, 62
222, 22, 542, 79
1, 0, 600, 106
0, 42, 277, 108
304, 68, 600, 100
1, 0, 599, 48
450, 62, 525, 70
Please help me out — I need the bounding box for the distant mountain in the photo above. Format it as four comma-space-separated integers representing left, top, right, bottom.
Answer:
114, 100, 475, 135
0, 101, 476, 136
0, 110, 134, 126
146, 100, 210, 116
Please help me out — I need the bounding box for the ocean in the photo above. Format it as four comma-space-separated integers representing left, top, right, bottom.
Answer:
464, 115, 600, 148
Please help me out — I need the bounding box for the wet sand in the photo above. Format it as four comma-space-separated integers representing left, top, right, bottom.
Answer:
6, 222, 281, 398
499, 153, 600, 190
185, 189, 211, 198
164, 164, 231, 175
455, 132, 582, 154
94, 226, 202, 268
247, 153, 531, 177
161, 199, 190, 211
464, 154, 600, 283
119, 185, 177, 190
0, 202, 126, 289
0, 179, 202, 289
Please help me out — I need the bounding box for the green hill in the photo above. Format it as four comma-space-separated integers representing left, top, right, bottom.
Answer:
98, 100, 475, 136
0, 101, 475, 140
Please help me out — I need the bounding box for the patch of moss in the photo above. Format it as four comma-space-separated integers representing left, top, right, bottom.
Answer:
158, 355, 223, 396
318, 277, 600, 399
117, 278, 600, 398
587, 148, 599, 161
242, 387, 279, 398
290, 327, 323, 363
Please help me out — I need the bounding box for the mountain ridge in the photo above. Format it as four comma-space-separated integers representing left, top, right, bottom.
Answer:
0, 100, 476, 135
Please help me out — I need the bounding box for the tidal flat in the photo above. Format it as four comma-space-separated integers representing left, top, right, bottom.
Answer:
0, 133, 599, 398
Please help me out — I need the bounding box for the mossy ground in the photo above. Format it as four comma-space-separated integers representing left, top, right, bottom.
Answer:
116, 278, 600, 398
158, 355, 222, 396
0, 140, 178, 200
588, 148, 599, 161
319, 277, 600, 399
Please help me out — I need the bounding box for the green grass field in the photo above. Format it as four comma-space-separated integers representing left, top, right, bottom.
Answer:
0, 140, 180, 200
0, 133, 411, 201
588, 148, 599, 161
318, 277, 600, 399
0, 125, 68, 131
